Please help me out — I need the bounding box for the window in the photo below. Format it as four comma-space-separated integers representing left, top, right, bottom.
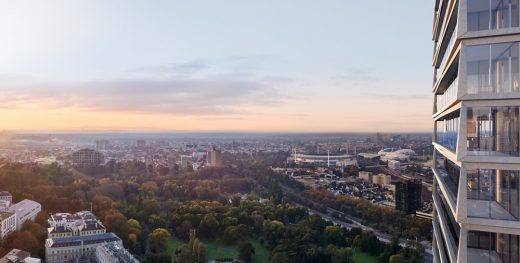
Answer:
468, 0, 520, 31
467, 106, 520, 156
467, 169, 520, 220
467, 42, 520, 95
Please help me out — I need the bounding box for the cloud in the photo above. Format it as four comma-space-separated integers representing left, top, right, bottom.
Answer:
0, 65, 291, 116
364, 93, 429, 100
332, 67, 379, 86
128, 60, 210, 77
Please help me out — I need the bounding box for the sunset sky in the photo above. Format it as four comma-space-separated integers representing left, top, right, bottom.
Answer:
0, 1, 433, 133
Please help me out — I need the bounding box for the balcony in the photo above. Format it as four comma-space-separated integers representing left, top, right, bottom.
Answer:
437, 131, 457, 152
435, 77, 458, 114
467, 200, 517, 221
437, 27, 457, 76
466, 106, 520, 158
467, 248, 503, 263
467, 169, 520, 221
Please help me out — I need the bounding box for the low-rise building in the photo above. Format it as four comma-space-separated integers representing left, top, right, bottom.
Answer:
47, 211, 105, 239
358, 171, 372, 182
45, 233, 122, 263
387, 160, 401, 170
0, 249, 40, 263
72, 149, 104, 165
0, 191, 12, 204
371, 174, 392, 186
95, 241, 139, 263
8, 200, 41, 230
0, 212, 16, 239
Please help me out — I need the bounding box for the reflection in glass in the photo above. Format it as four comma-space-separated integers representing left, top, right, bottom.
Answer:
467, 106, 520, 156
467, 169, 520, 220
467, 42, 520, 95
468, 0, 520, 31
436, 116, 459, 151
435, 150, 460, 198
468, 231, 520, 263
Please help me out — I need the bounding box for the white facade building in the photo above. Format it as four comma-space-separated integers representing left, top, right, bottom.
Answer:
8, 200, 41, 230
95, 242, 139, 263
0, 212, 16, 240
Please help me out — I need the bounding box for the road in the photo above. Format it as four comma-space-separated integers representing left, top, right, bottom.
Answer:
280, 185, 433, 262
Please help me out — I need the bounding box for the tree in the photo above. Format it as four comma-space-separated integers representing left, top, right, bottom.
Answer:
238, 241, 255, 262
324, 225, 344, 246
104, 211, 128, 240
198, 214, 219, 240
389, 254, 405, 263
197, 242, 207, 263
149, 228, 171, 253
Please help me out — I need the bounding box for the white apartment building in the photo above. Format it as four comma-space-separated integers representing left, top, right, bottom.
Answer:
45, 233, 122, 263
8, 199, 41, 230
95, 242, 139, 263
0, 212, 16, 240
47, 211, 106, 239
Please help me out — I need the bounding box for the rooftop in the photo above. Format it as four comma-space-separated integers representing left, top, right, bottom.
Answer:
97, 242, 139, 263
0, 249, 31, 263
0, 212, 15, 221
47, 233, 120, 248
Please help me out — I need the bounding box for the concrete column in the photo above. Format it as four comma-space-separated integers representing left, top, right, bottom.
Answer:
457, 166, 468, 221
458, 227, 468, 263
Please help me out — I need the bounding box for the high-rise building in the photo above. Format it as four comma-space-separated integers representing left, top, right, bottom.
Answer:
432, 1, 520, 262
395, 179, 422, 215
207, 145, 222, 167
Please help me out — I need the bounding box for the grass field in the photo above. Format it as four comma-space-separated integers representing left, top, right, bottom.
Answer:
352, 250, 378, 263
166, 237, 270, 262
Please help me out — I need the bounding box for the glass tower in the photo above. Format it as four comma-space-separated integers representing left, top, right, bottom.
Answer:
432, 0, 520, 262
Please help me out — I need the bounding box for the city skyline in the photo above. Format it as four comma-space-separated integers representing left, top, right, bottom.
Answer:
0, 1, 434, 132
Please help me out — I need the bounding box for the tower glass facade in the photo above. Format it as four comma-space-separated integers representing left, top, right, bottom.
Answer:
432, 0, 520, 262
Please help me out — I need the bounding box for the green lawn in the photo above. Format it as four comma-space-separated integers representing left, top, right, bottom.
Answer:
166, 237, 270, 262
352, 250, 378, 263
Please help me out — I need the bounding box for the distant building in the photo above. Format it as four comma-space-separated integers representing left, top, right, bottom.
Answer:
0, 191, 12, 204
8, 199, 41, 230
72, 149, 104, 165
95, 241, 139, 263
0, 249, 40, 263
378, 148, 415, 162
136, 140, 146, 148
180, 155, 190, 169
207, 146, 222, 167
372, 174, 392, 186
359, 171, 373, 182
387, 160, 401, 170
0, 212, 16, 239
288, 153, 357, 167
0, 201, 10, 212
395, 179, 422, 214
95, 140, 109, 151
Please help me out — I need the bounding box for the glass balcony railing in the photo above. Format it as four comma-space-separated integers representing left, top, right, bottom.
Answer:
437, 28, 457, 76
436, 117, 459, 152
436, 77, 458, 113
435, 150, 460, 198
467, 169, 520, 221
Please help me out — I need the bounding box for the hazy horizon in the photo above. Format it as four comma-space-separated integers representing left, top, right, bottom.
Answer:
0, 1, 434, 133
